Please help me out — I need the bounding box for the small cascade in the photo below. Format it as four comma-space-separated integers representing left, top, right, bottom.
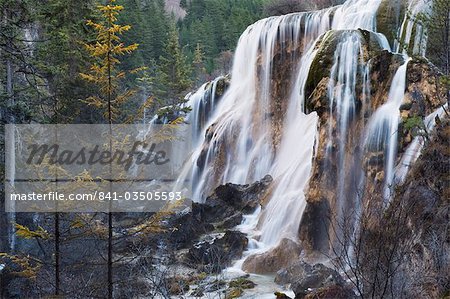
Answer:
326, 31, 365, 211
395, 0, 430, 55
364, 57, 411, 202
395, 104, 448, 182
184, 76, 227, 145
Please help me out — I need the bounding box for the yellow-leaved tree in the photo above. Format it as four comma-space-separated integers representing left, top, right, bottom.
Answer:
80, 2, 142, 298
80, 0, 147, 123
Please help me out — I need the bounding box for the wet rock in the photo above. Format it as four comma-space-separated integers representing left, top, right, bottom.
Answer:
305, 29, 384, 101
286, 263, 345, 299
275, 292, 292, 299
275, 261, 312, 285
406, 59, 445, 115
242, 238, 302, 274
229, 276, 256, 289
192, 175, 273, 226
225, 287, 243, 299
204, 279, 227, 292
298, 199, 330, 253
376, 0, 406, 47
164, 210, 214, 249
186, 231, 248, 273
303, 284, 356, 299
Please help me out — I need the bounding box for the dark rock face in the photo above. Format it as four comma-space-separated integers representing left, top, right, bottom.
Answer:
389, 119, 450, 298
275, 261, 354, 298
164, 175, 272, 250
186, 230, 248, 273
164, 210, 214, 250
298, 199, 330, 253
157, 176, 273, 277
192, 174, 273, 228
280, 262, 347, 299
275, 261, 313, 285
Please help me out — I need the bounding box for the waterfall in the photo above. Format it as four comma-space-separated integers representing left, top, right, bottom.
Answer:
395, 0, 430, 55
395, 104, 448, 182
326, 32, 364, 212
184, 76, 227, 145
173, 0, 443, 269
364, 58, 411, 202
175, 0, 389, 250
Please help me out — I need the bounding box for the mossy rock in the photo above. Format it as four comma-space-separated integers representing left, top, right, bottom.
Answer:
225, 287, 243, 299
229, 277, 256, 289
215, 75, 231, 97
305, 29, 384, 102
376, 0, 407, 47
275, 292, 292, 299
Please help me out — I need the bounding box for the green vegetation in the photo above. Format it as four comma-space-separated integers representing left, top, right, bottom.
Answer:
178, 0, 267, 74
0, 0, 270, 125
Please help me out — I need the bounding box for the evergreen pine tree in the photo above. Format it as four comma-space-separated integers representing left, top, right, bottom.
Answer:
153, 23, 192, 114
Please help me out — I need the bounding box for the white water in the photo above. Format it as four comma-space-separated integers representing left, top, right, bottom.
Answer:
395, 0, 430, 56
184, 76, 226, 145
327, 31, 365, 211
175, 0, 387, 255
365, 57, 411, 201
172, 0, 442, 283
395, 104, 448, 182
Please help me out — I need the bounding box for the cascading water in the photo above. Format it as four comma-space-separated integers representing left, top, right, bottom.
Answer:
326, 31, 365, 212
365, 58, 411, 202
395, 0, 430, 56
177, 0, 386, 249
395, 104, 448, 183
184, 76, 227, 145
174, 0, 443, 279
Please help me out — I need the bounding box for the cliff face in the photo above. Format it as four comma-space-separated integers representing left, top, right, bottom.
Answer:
297, 30, 447, 252
389, 118, 449, 298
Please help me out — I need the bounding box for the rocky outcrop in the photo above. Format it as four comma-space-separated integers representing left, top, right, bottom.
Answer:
388, 118, 450, 298
300, 36, 446, 254
274, 261, 352, 299
192, 174, 273, 229
186, 230, 248, 273
376, 0, 406, 47
158, 177, 275, 276
242, 238, 302, 274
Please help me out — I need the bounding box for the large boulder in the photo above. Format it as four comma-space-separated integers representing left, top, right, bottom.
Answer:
281, 262, 346, 299
186, 230, 248, 273
192, 175, 273, 228
163, 210, 214, 250
242, 238, 302, 274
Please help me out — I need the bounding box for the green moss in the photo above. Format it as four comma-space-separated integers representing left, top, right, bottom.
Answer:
376, 0, 406, 47
305, 30, 339, 99
228, 277, 256, 289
